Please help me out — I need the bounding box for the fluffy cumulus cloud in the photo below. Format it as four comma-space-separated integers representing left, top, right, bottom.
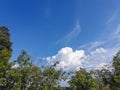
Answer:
45, 47, 115, 72
46, 47, 86, 72
85, 48, 111, 70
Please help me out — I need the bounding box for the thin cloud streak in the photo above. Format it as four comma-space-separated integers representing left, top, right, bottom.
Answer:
79, 24, 120, 53
106, 9, 119, 24
56, 20, 80, 45
79, 41, 104, 52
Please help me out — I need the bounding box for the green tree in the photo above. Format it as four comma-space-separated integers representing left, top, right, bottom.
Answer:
41, 63, 62, 90
69, 68, 99, 90
2, 62, 22, 90
0, 26, 62, 90
93, 51, 120, 90
99, 51, 120, 90
15, 50, 42, 90
0, 26, 13, 89
0, 26, 12, 66
110, 51, 120, 90
15, 50, 62, 90
92, 69, 111, 90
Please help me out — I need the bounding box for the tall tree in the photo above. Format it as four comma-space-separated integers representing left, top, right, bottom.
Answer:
0, 26, 12, 67
0, 26, 12, 62
0, 26, 12, 89
111, 51, 120, 90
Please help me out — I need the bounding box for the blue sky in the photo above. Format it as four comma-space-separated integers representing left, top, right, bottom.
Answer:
0, 0, 120, 71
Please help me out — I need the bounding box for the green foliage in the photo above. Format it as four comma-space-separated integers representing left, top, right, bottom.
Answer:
110, 51, 120, 90
14, 50, 42, 90
92, 69, 111, 90
40, 62, 62, 90
0, 26, 12, 62
93, 51, 120, 90
0, 26, 13, 90
13, 50, 62, 90
0, 26, 12, 69
69, 68, 99, 90
17, 50, 31, 68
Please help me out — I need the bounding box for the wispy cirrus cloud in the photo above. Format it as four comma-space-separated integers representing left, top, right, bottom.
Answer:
106, 9, 119, 24
79, 41, 104, 52
56, 20, 80, 45
79, 24, 120, 53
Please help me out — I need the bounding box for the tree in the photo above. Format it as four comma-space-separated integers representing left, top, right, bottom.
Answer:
94, 51, 120, 90
40, 63, 62, 90
0, 26, 12, 66
0, 26, 13, 89
69, 68, 99, 90
92, 69, 111, 90
2, 62, 22, 90
15, 50, 62, 90
15, 50, 42, 90
110, 51, 120, 90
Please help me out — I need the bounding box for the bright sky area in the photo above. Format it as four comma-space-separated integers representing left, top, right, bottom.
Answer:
0, 0, 120, 72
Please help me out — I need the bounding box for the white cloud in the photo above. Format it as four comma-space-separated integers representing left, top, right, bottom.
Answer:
65, 20, 80, 43
46, 47, 86, 72
84, 48, 111, 70
79, 41, 104, 52
57, 20, 80, 45
44, 47, 115, 72
96, 63, 109, 70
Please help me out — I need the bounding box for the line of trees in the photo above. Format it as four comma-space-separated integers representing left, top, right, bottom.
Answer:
0, 26, 120, 90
